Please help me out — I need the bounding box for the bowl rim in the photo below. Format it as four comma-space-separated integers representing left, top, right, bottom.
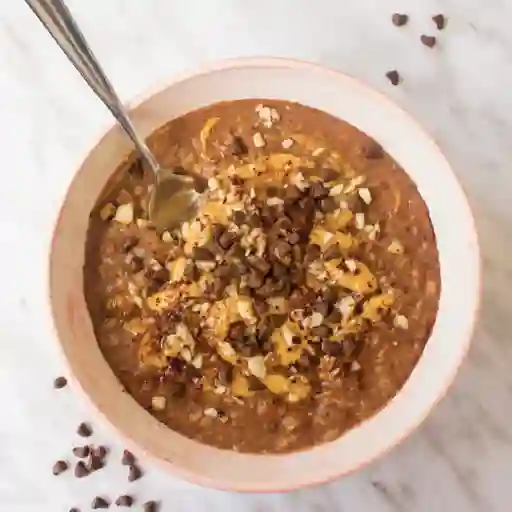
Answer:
49, 56, 482, 492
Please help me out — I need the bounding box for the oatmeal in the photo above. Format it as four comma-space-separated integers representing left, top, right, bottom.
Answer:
84, 100, 440, 453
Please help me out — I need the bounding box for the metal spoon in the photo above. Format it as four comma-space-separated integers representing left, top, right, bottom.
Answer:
25, 0, 203, 231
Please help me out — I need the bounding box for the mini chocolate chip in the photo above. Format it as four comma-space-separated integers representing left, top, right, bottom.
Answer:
228, 321, 246, 340
115, 495, 134, 507
232, 210, 247, 226
87, 453, 104, 472
305, 244, 321, 264
91, 496, 110, 509
310, 182, 328, 199
322, 340, 345, 356
272, 262, 288, 279
432, 14, 447, 30
121, 449, 135, 466
249, 256, 271, 275
269, 314, 288, 329
69, 508, 80, 512
142, 501, 159, 512
121, 236, 138, 253
391, 13, 408, 26
52, 460, 68, 476
230, 135, 248, 156
288, 231, 300, 244
53, 376, 67, 389
192, 246, 215, 261
364, 142, 384, 160
385, 70, 401, 86
313, 301, 329, 316
284, 185, 302, 200
421, 34, 437, 48
256, 278, 282, 297
323, 245, 342, 260
327, 310, 342, 323
72, 446, 90, 458
266, 185, 280, 198
247, 270, 265, 289
311, 325, 331, 338
76, 422, 92, 437
218, 230, 236, 249
128, 464, 142, 482
130, 256, 144, 273
253, 298, 268, 316
74, 461, 89, 478
319, 197, 338, 213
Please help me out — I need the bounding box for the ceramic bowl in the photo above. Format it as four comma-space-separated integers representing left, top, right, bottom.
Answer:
49, 58, 480, 492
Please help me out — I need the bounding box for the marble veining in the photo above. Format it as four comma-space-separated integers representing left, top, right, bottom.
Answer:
0, 0, 511, 510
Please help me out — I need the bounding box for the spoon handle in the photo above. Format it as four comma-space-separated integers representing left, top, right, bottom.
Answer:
25, 0, 160, 174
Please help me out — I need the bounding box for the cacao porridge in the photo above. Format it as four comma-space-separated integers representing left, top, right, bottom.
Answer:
84, 100, 440, 453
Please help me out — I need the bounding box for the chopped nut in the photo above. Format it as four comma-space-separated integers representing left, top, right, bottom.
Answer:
394, 314, 409, 330
161, 231, 173, 242
282, 138, 294, 149
151, 395, 167, 411
355, 212, 365, 230
255, 104, 280, 128
358, 188, 372, 205
204, 407, 218, 418
387, 239, 404, 254
99, 203, 116, 221
114, 203, 134, 224
253, 132, 266, 148
247, 355, 267, 379
191, 354, 203, 369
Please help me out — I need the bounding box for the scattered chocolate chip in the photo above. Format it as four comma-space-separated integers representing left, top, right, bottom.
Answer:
319, 197, 338, 213
385, 70, 401, 86
316, 168, 339, 182
142, 501, 159, 512
228, 321, 246, 340
364, 142, 384, 160
76, 422, 92, 437
311, 325, 331, 338
218, 230, 236, 250
391, 13, 408, 27
305, 244, 321, 264
253, 298, 268, 316
52, 460, 68, 476
121, 236, 138, 253
323, 245, 342, 260
121, 449, 136, 466
74, 460, 89, 478
322, 340, 345, 356
115, 495, 134, 507
249, 256, 271, 276
272, 262, 288, 279
128, 464, 142, 482
230, 135, 248, 156
232, 210, 247, 226
432, 14, 447, 30
287, 231, 300, 244
72, 446, 90, 458
420, 34, 437, 48
69, 508, 80, 512
309, 182, 328, 199
247, 270, 265, 289
87, 453, 104, 472
53, 376, 67, 389
269, 314, 288, 329
192, 246, 215, 261
284, 185, 302, 200
91, 496, 110, 509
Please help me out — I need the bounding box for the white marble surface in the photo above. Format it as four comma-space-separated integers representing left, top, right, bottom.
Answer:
1, 0, 511, 510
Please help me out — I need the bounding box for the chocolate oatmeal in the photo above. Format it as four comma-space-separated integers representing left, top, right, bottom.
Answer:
84, 100, 440, 453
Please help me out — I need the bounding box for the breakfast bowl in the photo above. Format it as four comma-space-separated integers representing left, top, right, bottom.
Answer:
49, 57, 480, 492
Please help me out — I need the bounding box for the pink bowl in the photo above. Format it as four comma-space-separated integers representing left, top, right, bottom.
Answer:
49, 58, 481, 492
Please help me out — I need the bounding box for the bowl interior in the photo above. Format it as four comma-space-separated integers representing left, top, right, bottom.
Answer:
50, 58, 480, 491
